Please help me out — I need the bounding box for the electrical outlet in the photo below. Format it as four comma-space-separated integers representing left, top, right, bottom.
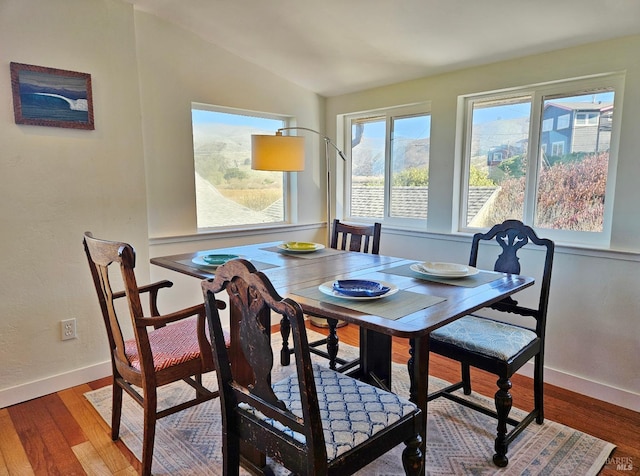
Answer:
61, 318, 77, 340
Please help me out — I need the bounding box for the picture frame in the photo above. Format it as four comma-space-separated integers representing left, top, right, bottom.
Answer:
10, 62, 94, 130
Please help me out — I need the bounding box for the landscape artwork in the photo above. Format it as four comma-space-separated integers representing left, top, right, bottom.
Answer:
10, 62, 94, 130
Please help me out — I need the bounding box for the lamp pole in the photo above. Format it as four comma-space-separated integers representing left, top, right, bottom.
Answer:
277, 127, 346, 245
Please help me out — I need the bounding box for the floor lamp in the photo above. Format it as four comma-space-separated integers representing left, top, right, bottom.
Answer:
252, 127, 347, 328
251, 127, 346, 246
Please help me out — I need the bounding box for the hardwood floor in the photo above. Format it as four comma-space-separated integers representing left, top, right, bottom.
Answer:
1, 322, 638, 475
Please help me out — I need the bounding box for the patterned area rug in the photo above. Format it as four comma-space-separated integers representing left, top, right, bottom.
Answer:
85, 331, 614, 475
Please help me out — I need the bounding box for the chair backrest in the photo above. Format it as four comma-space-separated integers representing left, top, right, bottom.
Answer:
330, 218, 381, 254
469, 220, 554, 335
83, 232, 160, 376
201, 259, 330, 472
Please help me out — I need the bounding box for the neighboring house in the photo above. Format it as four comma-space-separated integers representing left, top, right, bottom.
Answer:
487, 141, 527, 166
540, 101, 613, 158
351, 185, 498, 224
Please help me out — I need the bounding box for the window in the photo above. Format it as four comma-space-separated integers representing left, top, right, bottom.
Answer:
551, 141, 565, 156
460, 74, 622, 246
191, 104, 292, 229
345, 103, 431, 225
557, 114, 570, 130
576, 112, 599, 126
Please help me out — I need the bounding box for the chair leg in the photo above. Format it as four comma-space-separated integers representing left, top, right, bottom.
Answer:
461, 363, 472, 395
326, 318, 339, 370
401, 434, 424, 476
111, 380, 123, 440
141, 390, 158, 476
534, 354, 544, 424
493, 377, 512, 467
280, 316, 291, 366
223, 431, 240, 476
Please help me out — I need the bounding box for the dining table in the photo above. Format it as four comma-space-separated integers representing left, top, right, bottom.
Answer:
151, 240, 534, 475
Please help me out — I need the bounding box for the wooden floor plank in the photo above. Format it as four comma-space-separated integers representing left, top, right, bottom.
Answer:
7, 396, 84, 476
57, 385, 133, 475
0, 408, 34, 476
72, 440, 124, 476
42, 392, 86, 448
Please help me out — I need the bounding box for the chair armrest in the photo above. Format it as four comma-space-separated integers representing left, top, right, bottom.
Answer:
112, 280, 173, 301
135, 299, 226, 328
135, 303, 204, 328
113, 280, 174, 318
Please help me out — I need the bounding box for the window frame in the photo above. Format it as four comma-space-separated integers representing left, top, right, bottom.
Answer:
458, 73, 624, 247
191, 102, 299, 231
342, 102, 431, 229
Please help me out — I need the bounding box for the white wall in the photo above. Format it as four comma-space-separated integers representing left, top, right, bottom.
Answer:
327, 36, 640, 411
0, 0, 149, 407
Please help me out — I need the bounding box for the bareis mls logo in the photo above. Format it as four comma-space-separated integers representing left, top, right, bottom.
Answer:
606, 456, 633, 471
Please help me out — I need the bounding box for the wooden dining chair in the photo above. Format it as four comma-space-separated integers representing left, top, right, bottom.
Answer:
202, 258, 423, 476
280, 219, 382, 374
427, 220, 554, 467
83, 232, 228, 476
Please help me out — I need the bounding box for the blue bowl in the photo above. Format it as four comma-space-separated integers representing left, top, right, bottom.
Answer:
333, 279, 390, 297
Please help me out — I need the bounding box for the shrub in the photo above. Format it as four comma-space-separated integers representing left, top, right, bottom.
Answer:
484, 152, 608, 231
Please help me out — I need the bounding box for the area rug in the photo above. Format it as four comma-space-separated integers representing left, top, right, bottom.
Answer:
85, 331, 614, 475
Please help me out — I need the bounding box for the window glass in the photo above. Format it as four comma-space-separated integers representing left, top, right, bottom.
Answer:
191, 106, 287, 228
390, 115, 431, 219
465, 96, 531, 227
348, 104, 431, 224
461, 80, 618, 241
536, 91, 614, 232
557, 114, 570, 130
351, 117, 385, 218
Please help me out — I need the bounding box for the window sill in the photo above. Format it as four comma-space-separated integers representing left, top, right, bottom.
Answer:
149, 222, 324, 246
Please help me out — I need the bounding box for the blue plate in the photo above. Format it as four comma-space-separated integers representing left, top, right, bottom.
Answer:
333, 279, 391, 297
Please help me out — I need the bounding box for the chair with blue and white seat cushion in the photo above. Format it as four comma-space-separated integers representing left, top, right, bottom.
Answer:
202, 258, 423, 476
427, 220, 554, 468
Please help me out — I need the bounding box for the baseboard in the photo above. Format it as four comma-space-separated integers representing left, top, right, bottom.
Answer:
519, 362, 640, 412
2, 360, 638, 413
0, 361, 111, 409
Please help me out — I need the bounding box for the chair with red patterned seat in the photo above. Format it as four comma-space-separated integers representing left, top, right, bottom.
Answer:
83, 232, 228, 476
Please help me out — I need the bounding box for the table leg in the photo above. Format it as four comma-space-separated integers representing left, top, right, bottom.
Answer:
409, 335, 429, 476
359, 328, 392, 390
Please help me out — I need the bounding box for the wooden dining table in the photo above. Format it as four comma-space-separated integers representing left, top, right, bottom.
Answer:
151, 241, 534, 474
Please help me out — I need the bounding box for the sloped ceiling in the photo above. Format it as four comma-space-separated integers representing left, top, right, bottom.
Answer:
126, 0, 640, 97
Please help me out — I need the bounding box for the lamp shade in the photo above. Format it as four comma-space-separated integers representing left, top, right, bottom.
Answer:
251, 134, 305, 171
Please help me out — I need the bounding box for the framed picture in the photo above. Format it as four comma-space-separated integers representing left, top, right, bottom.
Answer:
10, 62, 94, 130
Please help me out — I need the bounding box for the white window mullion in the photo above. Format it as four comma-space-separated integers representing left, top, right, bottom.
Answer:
383, 114, 393, 219
523, 92, 543, 225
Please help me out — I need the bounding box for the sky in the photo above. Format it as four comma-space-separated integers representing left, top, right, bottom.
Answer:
192, 108, 283, 132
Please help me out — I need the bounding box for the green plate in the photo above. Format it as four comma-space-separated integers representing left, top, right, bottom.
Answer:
201, 254, 239, 265
284, 242, 317, 250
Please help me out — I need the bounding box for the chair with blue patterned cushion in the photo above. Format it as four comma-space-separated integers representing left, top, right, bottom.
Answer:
427, 220, 554, 467
202, 258, 423, 476
83, 232, 228, 476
